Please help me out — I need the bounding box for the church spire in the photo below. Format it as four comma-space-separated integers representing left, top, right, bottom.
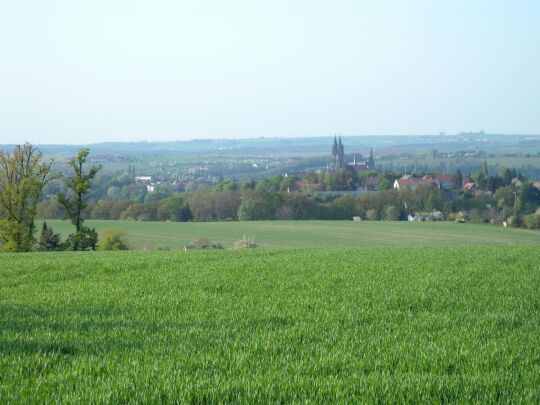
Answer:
338, 136, 344, 159
368, 148, 375, 168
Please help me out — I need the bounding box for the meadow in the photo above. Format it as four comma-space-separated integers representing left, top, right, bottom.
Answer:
1, 246, 539, 402
43, 219, 540, 249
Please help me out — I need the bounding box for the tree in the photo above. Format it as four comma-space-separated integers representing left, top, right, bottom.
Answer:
481, 160, 489, 177
383, 205, 400, 221
97, 228, 129, 251
451, 169, 463, 189
39, 221, 62, 251
519, 184, 540, 214
237, 199, 261, 221
57, 149, 101, 250
379, 179, 392, 190
0, 143, 54, 252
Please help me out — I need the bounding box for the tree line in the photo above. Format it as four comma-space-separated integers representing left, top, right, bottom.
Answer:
35, 163, 540, 228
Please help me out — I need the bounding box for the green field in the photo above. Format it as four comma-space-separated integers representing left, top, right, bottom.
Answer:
43, 219, 540, 249
1, 247, 539, 402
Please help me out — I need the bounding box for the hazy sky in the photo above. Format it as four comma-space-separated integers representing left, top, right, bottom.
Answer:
1, 0, 539, 144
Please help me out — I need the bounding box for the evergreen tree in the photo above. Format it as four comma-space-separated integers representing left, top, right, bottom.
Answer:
39, 221, 62, 251
451, 169, 463, 189
481, 160, 489, 177
180, 203, 193, 222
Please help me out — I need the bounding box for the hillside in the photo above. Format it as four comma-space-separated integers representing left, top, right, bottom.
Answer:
2, 247, 540, 402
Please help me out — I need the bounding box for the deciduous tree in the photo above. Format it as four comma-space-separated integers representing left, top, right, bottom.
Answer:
57, 149, 101, 250
0, 143, 54, 252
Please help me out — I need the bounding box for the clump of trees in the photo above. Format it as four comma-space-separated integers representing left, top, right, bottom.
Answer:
0, 144, 104, 252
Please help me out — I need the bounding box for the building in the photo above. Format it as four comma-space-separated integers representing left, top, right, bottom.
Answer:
362, 176, 380, 190
463, 182, 477, 193
330, 136, 345, 170
395, 173, 472, 191
393, 175, 436, 191
329, 136, 375, 172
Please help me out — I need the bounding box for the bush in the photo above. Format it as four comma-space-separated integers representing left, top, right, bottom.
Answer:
383, 205, 400, 221
523, 213, 540, 229
234, 234, 257, 249
184, 237, 223, 250
366, 209, 379, 221
97, 228, 129, 251
64, 226, 99, 251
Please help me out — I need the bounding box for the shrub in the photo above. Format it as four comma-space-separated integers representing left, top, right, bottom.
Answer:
64, 226, 99, 251
97, 228, 129, 251
234, 234, 257, 249
383, 205, 400, 221
366, 209, 379, 221
523, 213, 540, 229
184, 237, 223, 250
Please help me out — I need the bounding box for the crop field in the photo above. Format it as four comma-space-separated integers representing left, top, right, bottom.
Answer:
1, 246, 540, 402
42, 219, 540, 249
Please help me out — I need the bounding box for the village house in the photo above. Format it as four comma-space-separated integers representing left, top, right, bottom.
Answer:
362, 176, 381, 191
394, 174, 471, 191
463, 182, 477, 193
393, 175, 436, 190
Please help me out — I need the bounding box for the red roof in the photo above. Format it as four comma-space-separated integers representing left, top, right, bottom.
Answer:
463, 182, 476, 191
396, 176, 436, 188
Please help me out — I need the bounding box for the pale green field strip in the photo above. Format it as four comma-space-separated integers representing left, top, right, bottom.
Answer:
42, 219, 540, 249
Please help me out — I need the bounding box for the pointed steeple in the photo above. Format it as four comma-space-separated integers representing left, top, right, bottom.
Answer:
332, 135, 338, 156
338, 136, 344, 158
368, 148, 375, 168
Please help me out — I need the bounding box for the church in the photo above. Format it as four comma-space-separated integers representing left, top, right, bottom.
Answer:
329, 136, 375, 172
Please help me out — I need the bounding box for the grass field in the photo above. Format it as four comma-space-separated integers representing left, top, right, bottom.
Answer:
1, 247, 540, 402
43, 219, 540, 249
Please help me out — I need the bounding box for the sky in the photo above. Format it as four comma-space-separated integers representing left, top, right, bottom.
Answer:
1, 0, 539, 144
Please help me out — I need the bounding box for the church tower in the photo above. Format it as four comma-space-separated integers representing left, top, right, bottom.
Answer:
330, 135, 345, 170
368, 148, 375, 168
